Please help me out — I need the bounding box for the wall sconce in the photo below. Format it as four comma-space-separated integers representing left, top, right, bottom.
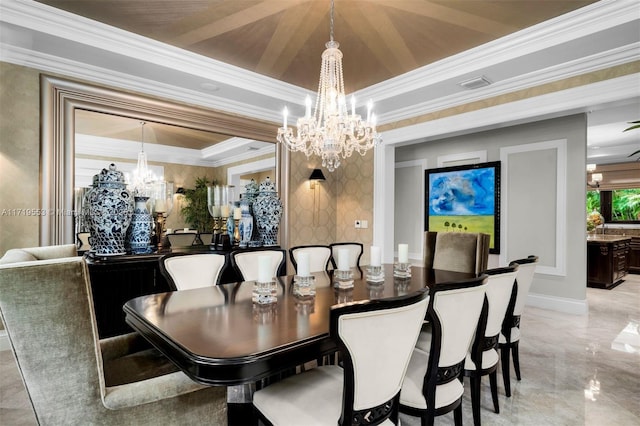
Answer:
175, 187, 185, 195
588, 173, 603, 189
309, 168, 326, 189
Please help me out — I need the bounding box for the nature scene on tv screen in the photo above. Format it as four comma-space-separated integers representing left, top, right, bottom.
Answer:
427, 165, 497, 249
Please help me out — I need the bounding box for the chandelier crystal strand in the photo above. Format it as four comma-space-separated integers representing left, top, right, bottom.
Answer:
276, 0, 381, 172
131, 121, 158, 195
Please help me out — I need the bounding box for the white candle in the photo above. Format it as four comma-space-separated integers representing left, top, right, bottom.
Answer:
370, 245, 381, 267
233, 207, 242, 220
297, 252, 310, 277
305, 95, 311, 118
398, 244, 409, 264
155, 199, 166, 213
220, 205, 230, 217
338, 249, 350, 271
283, 106, 288, 129
258, 255, 272, 283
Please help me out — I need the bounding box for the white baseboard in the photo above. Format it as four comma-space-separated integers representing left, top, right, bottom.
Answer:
527, 292, 588, 315
0, 330, 9, 352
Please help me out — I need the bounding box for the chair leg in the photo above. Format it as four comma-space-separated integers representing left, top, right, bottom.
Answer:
489, 371, 499, 413
470, 376, 481, 426
501, 345, 512, 397
454, 404, 463, 426
512, 342, 521, 380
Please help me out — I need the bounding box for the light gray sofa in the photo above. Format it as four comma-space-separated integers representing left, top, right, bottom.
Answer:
0, 244, 227, 425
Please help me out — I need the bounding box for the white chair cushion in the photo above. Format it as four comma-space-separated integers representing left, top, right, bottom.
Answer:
253, 365, 344, 425
464, 349, 499, 371
415, 329, 431, 352
499, 327, 521, 344
400, 348, 464, 410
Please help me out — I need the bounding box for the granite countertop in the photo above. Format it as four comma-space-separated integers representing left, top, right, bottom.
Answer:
586, 235, 632, 243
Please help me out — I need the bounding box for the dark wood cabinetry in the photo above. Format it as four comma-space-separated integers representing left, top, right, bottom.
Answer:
629, 237, 640, 274
86, 246, 284, 338
587, 236, 631, 289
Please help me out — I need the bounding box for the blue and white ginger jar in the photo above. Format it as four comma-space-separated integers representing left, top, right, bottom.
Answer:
253, 177, 283, 246
86, 164, 134, 256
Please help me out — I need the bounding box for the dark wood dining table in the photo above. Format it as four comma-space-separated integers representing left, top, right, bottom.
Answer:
123, 264, 476, 387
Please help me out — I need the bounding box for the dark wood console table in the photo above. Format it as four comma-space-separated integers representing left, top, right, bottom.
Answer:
86, 245, 282, 338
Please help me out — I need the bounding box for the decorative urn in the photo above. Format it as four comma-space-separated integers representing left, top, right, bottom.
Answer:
253, 177, 283, 246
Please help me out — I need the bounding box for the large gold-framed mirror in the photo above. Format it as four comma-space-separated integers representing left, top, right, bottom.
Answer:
40, 75, 289, 247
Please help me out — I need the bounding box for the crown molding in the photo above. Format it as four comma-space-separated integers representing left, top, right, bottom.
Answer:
382, 74, 640, 146
76, 134, 275, 167
378, 43, 640, 124
201, 137, 255, 159
0, 0, 307, 105
358, 0, 638, 103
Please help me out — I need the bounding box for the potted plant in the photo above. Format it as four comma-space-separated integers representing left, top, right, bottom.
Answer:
180, 177, 214, 233
623, 120, 639, 161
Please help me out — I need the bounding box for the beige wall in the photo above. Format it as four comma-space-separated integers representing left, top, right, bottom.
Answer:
0, 63, 41, 254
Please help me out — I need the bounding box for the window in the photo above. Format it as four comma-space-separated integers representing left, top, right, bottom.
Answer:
588, 189, 640, 223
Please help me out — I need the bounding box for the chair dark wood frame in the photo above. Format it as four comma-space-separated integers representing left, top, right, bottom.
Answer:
329, 242, 364, 269
254, 289, 429, 426
229, 247, 287, 282
289, 244, 332, 273
158, 252, 229, 291
500, 255, 539, 397
400, 275, 488, 426
464, 265, 519, 426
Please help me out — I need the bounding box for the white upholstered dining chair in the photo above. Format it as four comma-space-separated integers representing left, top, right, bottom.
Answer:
500, 255, 539, 397
159, 253, 226, 290
463, 265, 519, 426
253, 289, 429, 425
289, 244, 332, 273
230, 248, 286, 282
400, 275, 488, 426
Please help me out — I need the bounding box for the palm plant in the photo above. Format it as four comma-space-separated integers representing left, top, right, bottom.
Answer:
623, 120, 640, 161
180, 177, 214, 232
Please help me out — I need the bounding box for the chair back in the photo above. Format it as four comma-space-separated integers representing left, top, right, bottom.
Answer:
198, 233, 213, 245
331, 290, 429, 425
160, 253, 226, 290
508, 255, 538, 317
424, 231, 490, 274
0, 247, 103, 423
482, 265, 519, 339
231, 248, 286, 281
167, 233, 197, 247
427, 276, 487, 380
289, 245, 331, 273
329, 242, 363, 269
77, 232, 92, 251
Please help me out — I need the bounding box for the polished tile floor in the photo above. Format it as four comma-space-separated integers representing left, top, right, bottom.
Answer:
1, 275, 639, 425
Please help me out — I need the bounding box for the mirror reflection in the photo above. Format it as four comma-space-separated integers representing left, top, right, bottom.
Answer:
73, 109, 276, 236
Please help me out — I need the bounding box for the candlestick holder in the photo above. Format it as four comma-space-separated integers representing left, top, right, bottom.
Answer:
154, 212, 166, 249
233, 218, 241, 244
393, 262, 411, 279
252, 280, 277, 305
293, 275, 316, 297
333, 269, 354, 289
366, 265, 384, 283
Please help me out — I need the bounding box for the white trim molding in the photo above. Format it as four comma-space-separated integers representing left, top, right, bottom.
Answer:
500, 139, 567, 276
527, 292, 588, 315
437, 151, 487, 167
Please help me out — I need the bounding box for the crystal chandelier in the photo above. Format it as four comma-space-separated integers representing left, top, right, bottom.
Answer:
276, 0, 381, 172
130, 121, 158, 195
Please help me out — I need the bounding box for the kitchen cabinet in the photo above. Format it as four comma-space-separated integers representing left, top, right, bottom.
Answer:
587, 236, 631, 289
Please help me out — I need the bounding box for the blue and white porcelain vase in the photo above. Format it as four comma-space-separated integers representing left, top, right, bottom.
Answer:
127, 196, 153, 254
253, 177, 283, 246
238, 200, 253, 248
86, 163, 134, 256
